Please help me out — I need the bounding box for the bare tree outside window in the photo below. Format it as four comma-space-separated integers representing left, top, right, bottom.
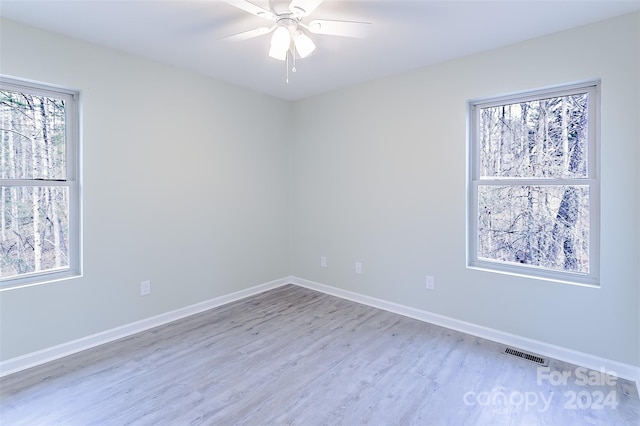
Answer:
468, 83, 599, 285
1, 78, 79, 287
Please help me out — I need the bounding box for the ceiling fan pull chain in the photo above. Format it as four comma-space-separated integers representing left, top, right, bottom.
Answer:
292, 51, 297, 73
286, 52, 289, 84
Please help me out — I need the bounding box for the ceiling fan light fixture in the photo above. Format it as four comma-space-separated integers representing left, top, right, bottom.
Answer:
222, 0, 372, 78
293, 30, 315, 58
269, 44, 288, 61
270, 25, 291, 50
269, 25, 291, 61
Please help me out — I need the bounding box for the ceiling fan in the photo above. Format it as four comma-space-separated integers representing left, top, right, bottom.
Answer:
222, 0, 370, 71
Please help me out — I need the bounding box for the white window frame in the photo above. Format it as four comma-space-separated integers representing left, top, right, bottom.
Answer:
0, 76, 82, 290
467, 81, 600, 287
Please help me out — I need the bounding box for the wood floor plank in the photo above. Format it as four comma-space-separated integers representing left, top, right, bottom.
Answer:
1, 284, 638, 425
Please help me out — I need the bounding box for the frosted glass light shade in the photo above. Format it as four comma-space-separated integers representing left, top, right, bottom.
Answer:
271, 26, 290, 49
269, 26, 291, 61
269, 44, 288, 61
294, 30, 315, 58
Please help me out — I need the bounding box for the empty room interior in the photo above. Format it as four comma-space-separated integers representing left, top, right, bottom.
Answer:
1, 0, 639, 424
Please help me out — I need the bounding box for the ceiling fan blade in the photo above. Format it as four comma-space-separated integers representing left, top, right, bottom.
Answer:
306, 20, 371, 38
289, 0, 324, 17
222, 26, 275, 41
223, 0, 275, 20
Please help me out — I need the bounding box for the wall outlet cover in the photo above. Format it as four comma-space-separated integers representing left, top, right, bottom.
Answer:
140, 280, 151, 296
425, 275, 435, 290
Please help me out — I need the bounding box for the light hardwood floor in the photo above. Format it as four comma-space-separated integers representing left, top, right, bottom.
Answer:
1, 284, 639, 425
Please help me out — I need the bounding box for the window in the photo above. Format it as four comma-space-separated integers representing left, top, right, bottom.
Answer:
0, 76, 80, 289
467, 82, 599, 286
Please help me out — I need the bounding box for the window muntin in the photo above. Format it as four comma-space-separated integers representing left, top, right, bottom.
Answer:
1, 77, 80, 289
468, 82, 599, 285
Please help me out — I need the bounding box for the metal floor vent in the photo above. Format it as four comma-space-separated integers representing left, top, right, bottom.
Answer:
504, 347, 549, 366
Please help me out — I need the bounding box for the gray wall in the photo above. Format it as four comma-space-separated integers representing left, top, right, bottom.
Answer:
0, 19, 291, 360
290, 13, 640, 366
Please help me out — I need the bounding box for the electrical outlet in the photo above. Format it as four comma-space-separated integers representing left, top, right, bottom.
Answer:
355, 262, 363, 274
321, 256, 327, 268
140, 280, 151, 296
425, 275, 435, 290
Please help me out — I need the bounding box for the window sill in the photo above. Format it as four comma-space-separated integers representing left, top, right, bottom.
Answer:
467, 261, 599, 288
0, 270, 82, 292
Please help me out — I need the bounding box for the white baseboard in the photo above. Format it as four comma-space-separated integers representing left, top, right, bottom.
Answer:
0, 277, 290, 378
3, 274, 639, 397
290, 276, 640, 394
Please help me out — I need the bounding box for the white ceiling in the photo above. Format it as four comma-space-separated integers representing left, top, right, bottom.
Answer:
1, 0, 638, 101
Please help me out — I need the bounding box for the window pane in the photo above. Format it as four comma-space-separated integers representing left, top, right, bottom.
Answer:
1, 90, 66, 180
1, 186, 70, 279
479, 93, 589, 179
477, 185, 589, 273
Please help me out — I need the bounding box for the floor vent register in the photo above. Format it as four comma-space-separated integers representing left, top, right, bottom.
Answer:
503, 347, 549, 366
